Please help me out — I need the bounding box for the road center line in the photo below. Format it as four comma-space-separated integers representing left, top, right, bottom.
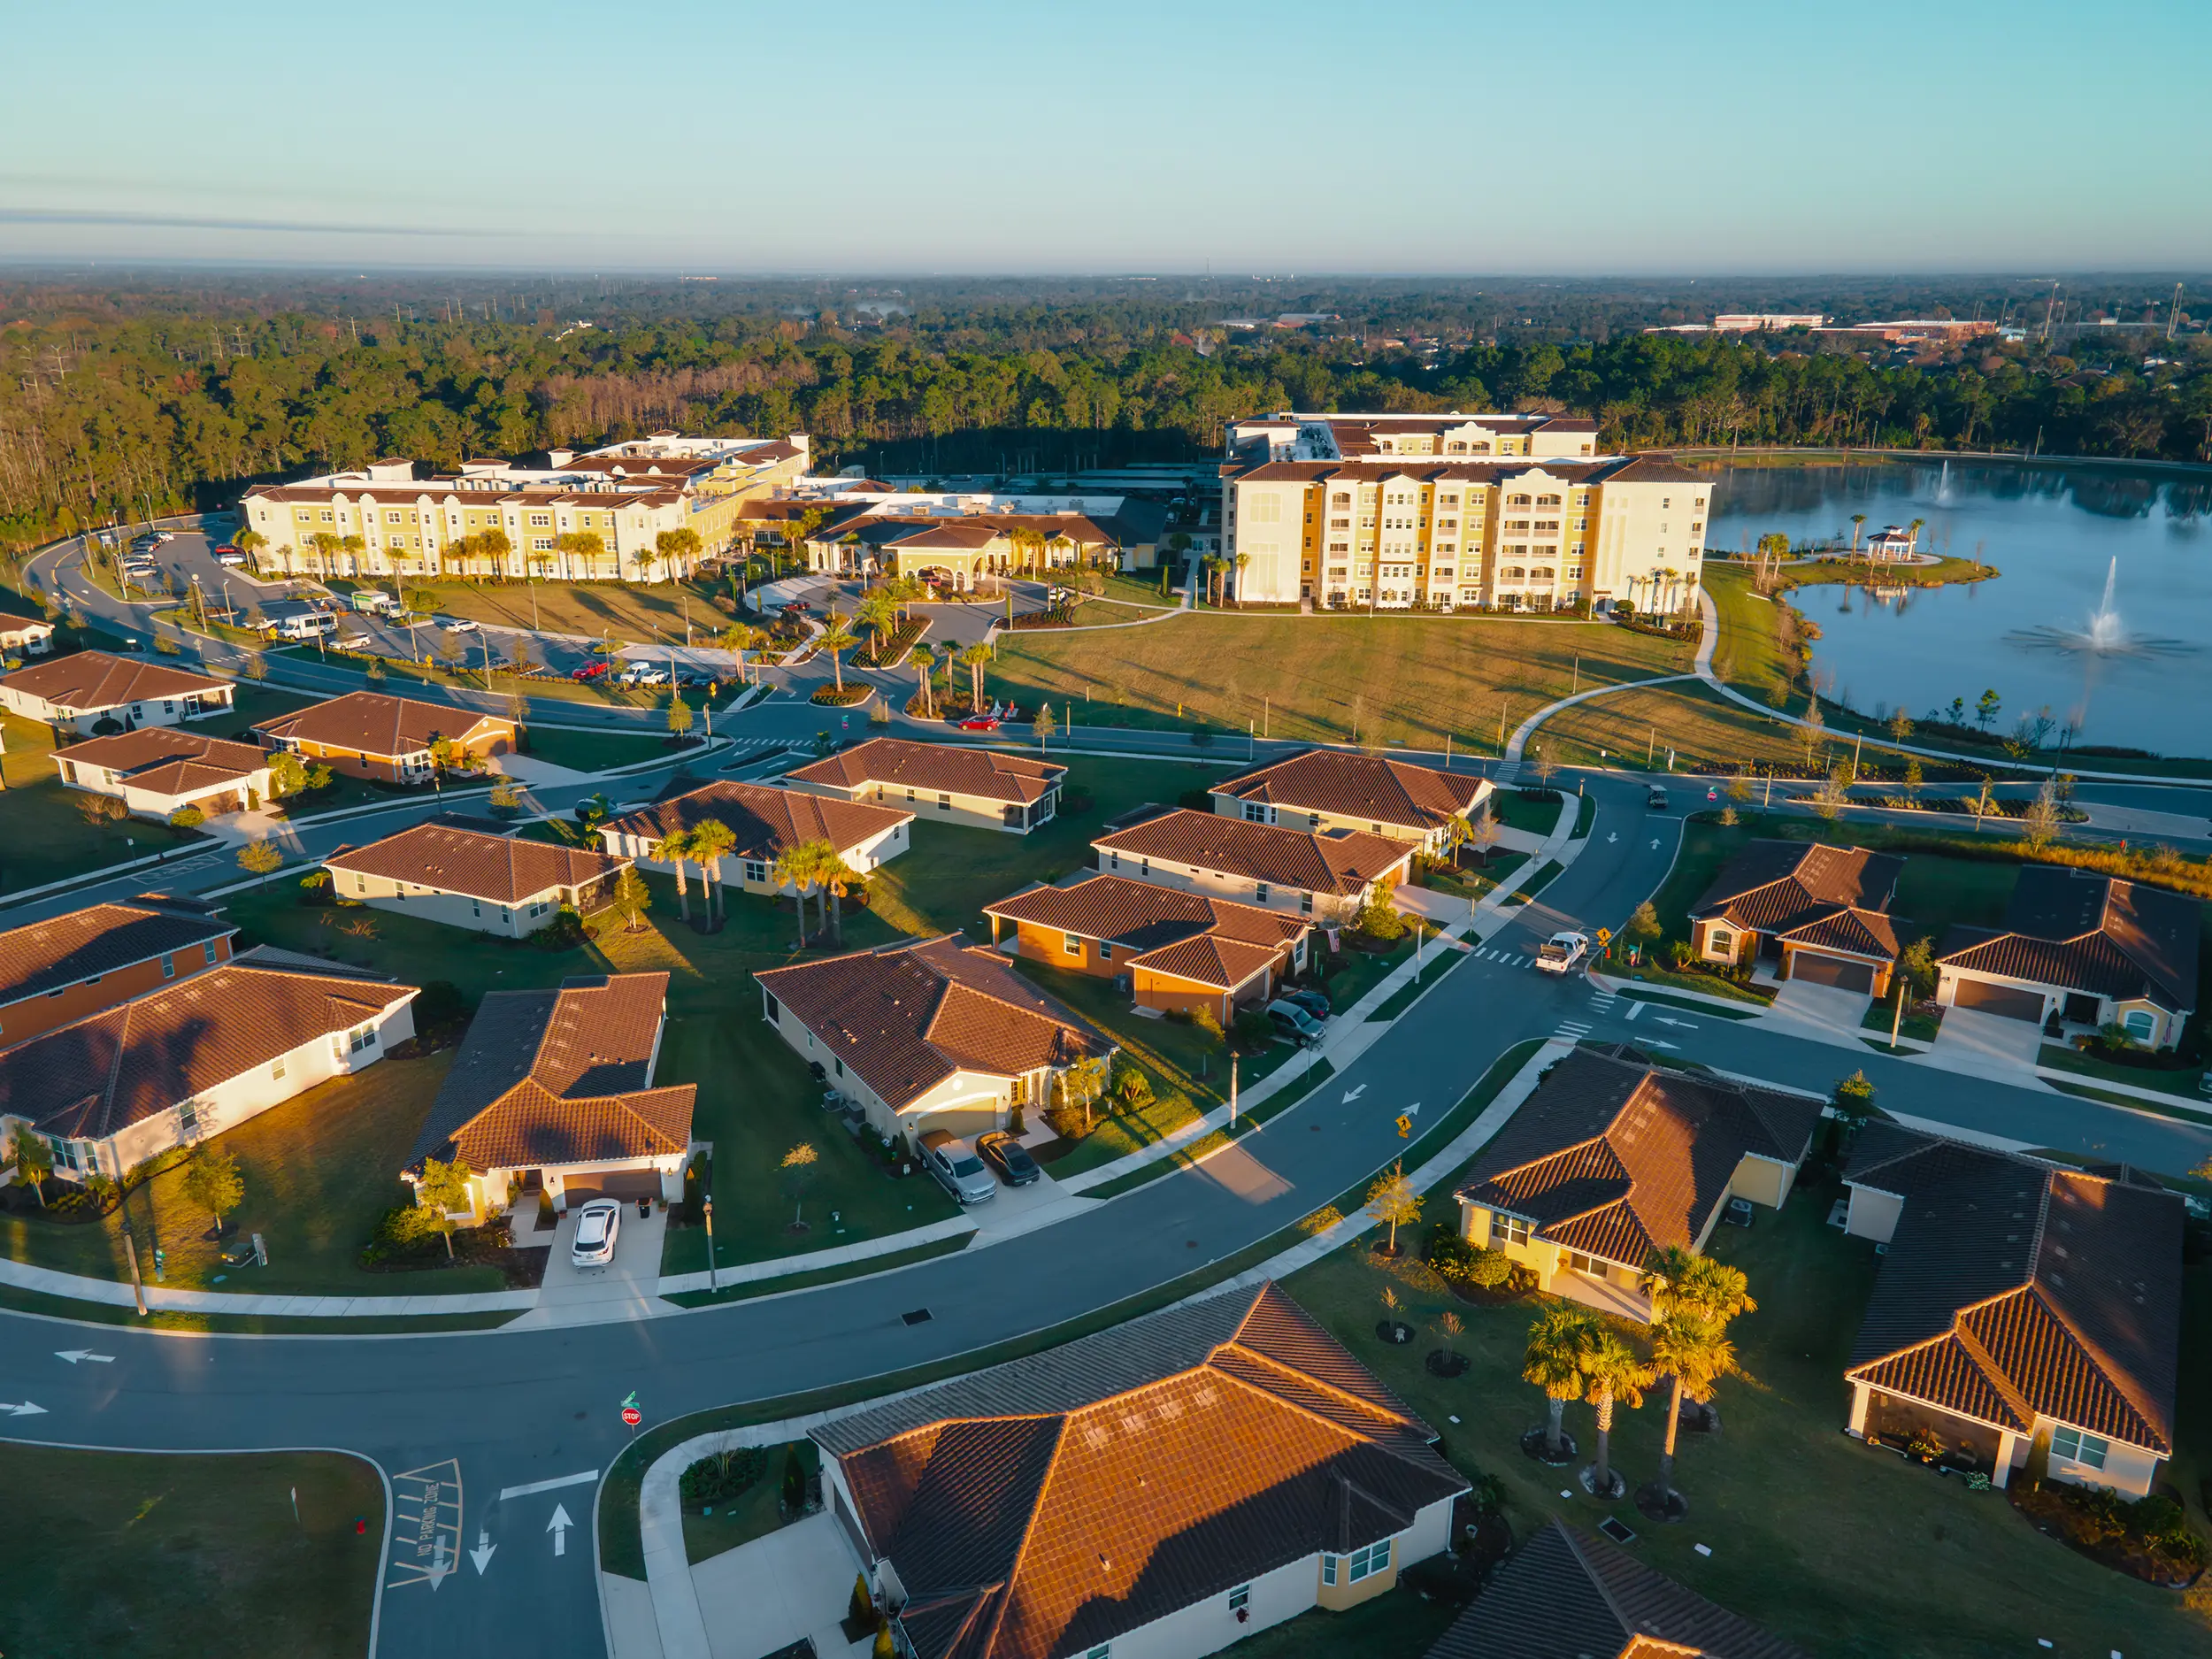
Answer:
498, 1470, 600, 1500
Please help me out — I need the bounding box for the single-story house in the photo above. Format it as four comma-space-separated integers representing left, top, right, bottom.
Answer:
814, 1281, 1467, 1659
1841, 1120, 2182, 1497
323, 821, 629, 937
403, 971, 695, 1216
0, 895, 237, 1050
784, 738, 1065, 833
0, 618, 55, 657
1210, 749, 1493, 854
1453, 1044, 1824, 1321
1427, 1519, 1805, 1659
600, 780, 913, 896
1934, 866, 2198, 1048
0, 649, 234, 735
755, 933, 1110, 1142
1092, 808, 1412, 922
50, 726, 274, 820
254, 690, 516, 784
801, 503, 1168, 583
1687, 840, 1904, 995
0, 956, 418, 1187
982, 872, 1311, 1023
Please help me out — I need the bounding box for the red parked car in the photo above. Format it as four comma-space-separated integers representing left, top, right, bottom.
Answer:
954, 713, 1001, 732
571, 660, 611, 682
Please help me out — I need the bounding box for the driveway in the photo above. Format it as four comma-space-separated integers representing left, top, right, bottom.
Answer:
1923, 1004, 2048, 1078
513, 1202, 670, 1329
691, 1511, 865, 1659
1759, 978, 1874, 1048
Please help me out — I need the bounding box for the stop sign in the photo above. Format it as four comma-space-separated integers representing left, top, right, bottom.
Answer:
621, 1405, 642, 1428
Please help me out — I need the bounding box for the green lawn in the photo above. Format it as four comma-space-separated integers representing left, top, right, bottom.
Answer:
523, 724, 677, 775
1212, 1583, 1458, 1659
405, 575, 734, 645
0, 710, 207, 891
0, 1444, 383, 1659
1491, 789, 1570, 836
0, 1045, 507, 1296
995, 611, 1692, 753
682, 1440, 819, 1566
2039, 1042, 2209, 1099
1282, 1177, 2212, 1659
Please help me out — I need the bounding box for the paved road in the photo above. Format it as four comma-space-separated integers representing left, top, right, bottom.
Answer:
2, 771, 2206, 1659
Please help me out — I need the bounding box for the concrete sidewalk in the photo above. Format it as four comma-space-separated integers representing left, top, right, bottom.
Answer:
0, 1254, 535, 1318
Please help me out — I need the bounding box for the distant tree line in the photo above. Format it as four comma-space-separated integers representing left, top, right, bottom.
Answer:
2, 296, 2208, 550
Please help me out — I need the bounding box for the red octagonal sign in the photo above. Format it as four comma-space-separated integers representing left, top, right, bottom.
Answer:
621, 1406, 642, 1428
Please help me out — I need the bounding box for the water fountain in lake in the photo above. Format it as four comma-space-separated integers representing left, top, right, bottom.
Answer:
2008, 557, 2195, 657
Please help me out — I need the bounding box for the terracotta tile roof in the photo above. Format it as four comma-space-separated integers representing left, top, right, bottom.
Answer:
603, 780, 912, 864
1124, 932, 1282, 992
325, 822, 627, 906
51, 726, 271, 792
1936, 868, 2197, 1012
1093, 810, 1410, 898
1773, 908, 1900, 959
1430, 1519, 1805, 1659
816, 1283, 1465, 1659
755, 936, 1109, 1111
1846, 1128, 2182, 1453
982, 873, 1307, 954
786, 739, 1067, 806
1212, 749, 1486, 834
406, 972, 692, 1173
1455, 1046, 1823, 1271
0, 962, 416, 1139
255, 691, 513, 760
1690, 840, 1902, 958
0, 650, 229, 713
0, 899, 236, 1010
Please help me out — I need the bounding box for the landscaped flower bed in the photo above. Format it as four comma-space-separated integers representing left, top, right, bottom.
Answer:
2010, 1479, 2207, 1588
810, 683, 873, 707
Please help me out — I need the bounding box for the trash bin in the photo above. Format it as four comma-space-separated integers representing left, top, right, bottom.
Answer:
637, 1195, 651, 1219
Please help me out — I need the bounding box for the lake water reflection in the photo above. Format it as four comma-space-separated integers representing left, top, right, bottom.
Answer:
1706, 458, 2212, 759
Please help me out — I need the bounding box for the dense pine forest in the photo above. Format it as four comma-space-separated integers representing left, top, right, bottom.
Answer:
3, 273, 2208, 549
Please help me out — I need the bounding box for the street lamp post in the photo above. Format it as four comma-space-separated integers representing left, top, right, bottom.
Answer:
703, 1195, 717, 1294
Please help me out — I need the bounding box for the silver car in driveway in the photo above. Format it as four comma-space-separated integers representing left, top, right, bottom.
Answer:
570, 1198, 622, 1268
920, 1131, 998, 1205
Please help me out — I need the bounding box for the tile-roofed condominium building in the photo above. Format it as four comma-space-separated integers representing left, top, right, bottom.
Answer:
50, 726, 275, 821
984, 873, 1312, 1024
795, 499, 1171, 587
756, 935, 1110, 1142
254, 690, 516, 784
1210, 748, 1492, 854
1688, 839, 1905, 995
1092, 808, 1412, 921
1453, 1045, 1823, 1322
1934, 865, 2198, 1048
1839, 1120, 2184, 1497
0, 895, 238, 1048
784, 738, 1066, 834
601, 779, 913, 895
1428, 1518, 1805, 1659
324, 822, 630, 937
814, 1282, 1467, 1659
1219, 410, 1711, 614
0, 649, 235, 735
403, 972, 694, 1215
0, 956, 418, 1187
237, 432, 809, 581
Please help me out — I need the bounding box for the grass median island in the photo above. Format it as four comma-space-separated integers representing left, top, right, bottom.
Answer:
401, 574, 736, 643
995, 611, 1691, 751
0, 1444, 384, 1659
1284, 1178, 2212, 1659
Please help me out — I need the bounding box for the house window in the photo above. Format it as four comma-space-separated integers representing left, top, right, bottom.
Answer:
2123, 1010, 2156, 1041
204, 941, 219, 964
745, 860, 768, 885
1086, 1647, 1110, 1659
764, 991, 780, 1023
348, 1024, 379, 1054
1064, 932, 1083, 956
1708, 928, 1733, 957
939, 794, 952, 811
1255, 883, 1270, 903
1299, 891, 1313, 915
1228, 1585, 1250, 1614
1242, 802, 1268, 824
162, 953, 176, 979
176, 1100, 198, 1136
1323, 1539, 1393, 1585
1567, 1251, 1601, 1277
272, 1056, 287, 1080
356, 874, 368, 894
1491, 1214, 1529, 1248
1098, 940, 1112, 961
833, 1056, 844, 1077
2051, 1426, 2109, 1471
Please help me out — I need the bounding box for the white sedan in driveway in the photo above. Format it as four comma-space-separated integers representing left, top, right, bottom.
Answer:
570, 1198, 621, 1268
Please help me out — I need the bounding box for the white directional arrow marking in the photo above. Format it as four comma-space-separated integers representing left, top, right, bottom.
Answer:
55, 1349, 114, 1364
2, 1401, 48, 1417
548, 1502, 573, 1556
1641, 1039, 1680, 1050
426, 1536, 452, 1589
1652, 1017, 1700, 1031
470, 1529, 496, 1575
1607, 832, 1618, 844
1649, 838, 1662, 849
1341, 1084, 1368, 1104
1402, 1102, 1422, 1117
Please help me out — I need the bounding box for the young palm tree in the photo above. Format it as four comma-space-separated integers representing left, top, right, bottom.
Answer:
690, 818, 739, 927
773, 841, 825, 941
910, 644, 937, 718
1523, 1307, 1600, 1460
1580, 1330, 1651, 1498
1645, 1311, 1735, 1510
650, 824, 695, 923
816, 846, 861, 946
856, 589, 900, 664
959, 642, 991, 714
818, 613, 857, 694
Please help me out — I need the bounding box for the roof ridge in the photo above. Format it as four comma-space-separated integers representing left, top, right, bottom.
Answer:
1211, 1340, 1417, 1439
2016, 1274, 2167, 1448
973, 1415, 1071, 1659
1555, 1524, 1635, 1644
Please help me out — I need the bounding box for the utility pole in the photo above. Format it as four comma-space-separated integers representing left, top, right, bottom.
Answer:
2169, 282, 2185, 342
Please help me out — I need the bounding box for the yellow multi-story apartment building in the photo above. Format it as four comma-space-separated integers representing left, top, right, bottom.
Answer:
238, 433, 809, 583
1220, 412, 1712, 616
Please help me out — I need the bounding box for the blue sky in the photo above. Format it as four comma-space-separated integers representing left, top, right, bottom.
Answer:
4, 0, 2206, 273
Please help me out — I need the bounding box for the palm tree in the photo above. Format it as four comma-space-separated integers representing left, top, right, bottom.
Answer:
1849, 512, 1867, 557
1643, 1311, 1735, 1514
1008, 525, 1044, 578
818, 613, 857, 694
1231, 551, 1250, 607
1523, 1307, 1599, 1460
555, 530, 603, 582
1642, 1248, 1757, 1326
910, 644, 938, 718
958, 642, 991, 715
339, 534, 365, 579
690, 818, 738, 928
773, 841, 825, 941
856, 589, 900, 664
816, 845, 860, 945
1580, 1330, 1651, 1499
651, 823, 695, 923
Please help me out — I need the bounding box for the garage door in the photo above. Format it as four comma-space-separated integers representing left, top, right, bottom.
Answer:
1954, 979, 2046, 1022
1789, 952, 1874, 993
911, 1103, 1002, 1139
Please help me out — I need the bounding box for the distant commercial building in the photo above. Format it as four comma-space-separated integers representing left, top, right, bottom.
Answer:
1220, 412, 1713, 615
238, 433, 809, 582
737, 480, 1171, 581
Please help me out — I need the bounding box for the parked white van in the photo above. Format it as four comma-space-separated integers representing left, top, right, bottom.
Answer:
267, 611, 337, 641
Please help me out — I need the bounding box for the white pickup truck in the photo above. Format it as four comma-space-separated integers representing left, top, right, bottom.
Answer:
1534, 931, 1591, 975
